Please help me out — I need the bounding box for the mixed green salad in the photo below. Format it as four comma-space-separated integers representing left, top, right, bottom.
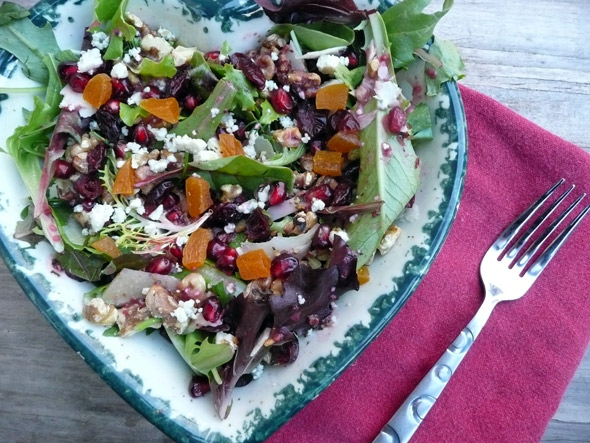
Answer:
0, 0, 463, 418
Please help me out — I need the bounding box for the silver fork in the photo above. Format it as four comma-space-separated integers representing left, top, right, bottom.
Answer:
374, 179, 590, 443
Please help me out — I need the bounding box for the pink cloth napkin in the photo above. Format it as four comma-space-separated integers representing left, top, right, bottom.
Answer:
267, 86, 590, 443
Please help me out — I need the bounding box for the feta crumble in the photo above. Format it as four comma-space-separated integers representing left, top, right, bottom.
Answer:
148, 204, 164, 221
237, 199, 259, 214
279, 116, 295, 129
127, 198, 145, 215
91, 32, 110, 50
176, 236, 188, 247
88, 204, 114, 233
110, 62, 128, 79
264, 80, 278, 92
329, 228, 349, 244
77, 48, 103, 74
374, 80, 402, 110
316, 54, 348, 75
297, 294, 306, 305
148, 158, 169, 173
111, 207, 127, 224
127, 91, 143, 106
211, 107, 220, 117
311, 198, 325, 212
224, 223, 236, 234
251, 364, 264, 380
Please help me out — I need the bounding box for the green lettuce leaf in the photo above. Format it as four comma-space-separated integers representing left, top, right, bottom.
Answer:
334, 64, 366, 90
135, 55, 177, 78
272, 22, 354, 51
263, 145, 305, 166
94, 0, 120, 22
382, 0, 453, 69
407, 102, 433, 140
103, 34, 123, 61
220, 64, 257, 111
99, 0, 135, 40
258, 99, 280, 125
424, 38, 465, 96
0, 2, 29, 25
167, 330, 235, 376
119, 103, 148, 127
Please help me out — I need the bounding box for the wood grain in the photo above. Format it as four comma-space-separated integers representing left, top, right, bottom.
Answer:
0, 0, 589, 442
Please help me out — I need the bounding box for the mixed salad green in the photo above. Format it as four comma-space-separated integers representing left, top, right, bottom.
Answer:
0, 0, 463, 418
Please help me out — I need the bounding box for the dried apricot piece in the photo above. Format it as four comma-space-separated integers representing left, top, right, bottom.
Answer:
327, 131, 362, 153
236, 249, 272, 280
91, 236, 121, 258
219, 133, 245, 157
83, 73, 113, 108
357, 265, 370, 285
186, 176, 213, 218
316, 83, 349, 111
111, 159, 135, 196
313, 150, 343, 177
140, 97, 180, 124
182, 228, 211, 270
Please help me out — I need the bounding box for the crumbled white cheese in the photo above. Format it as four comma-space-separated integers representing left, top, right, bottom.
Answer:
329, 228, 349, 244
171, 46, 196, 67
125, 142, 142, 153
221, 113, 239, 133
271, 51, 279, 61
88, 204, 114, 233
301, 133, 311, 144
282, 85, 291, 92
121, 126, 129, 137
297, 294, 306, 305
148, 158, 169, 173
165, 134, 208, 154
91, 31, 110, 50
264, 80, 278, 92
126, 47, 142, 63
215, 332, 238, 351
77, 48, 103, 74
251, 364, 264, 380
148, 125, 168, 141
211, 107, 220, 118
110, 62, 128, 79
73, 204, 84, 213
59, 85, 97, 118
378, 225, 401, 255
237, 199, 259, 214
257, 185, 270, 203
127, 197, 145, 215
374, 80, 402, 110
141, 287, 150, 296
279, 116, 295, 129
171, 299, 199, 330
316, 54, 345, 75
176, 236, 188, 247
127, 91, 143, 106
111, 207, 127, 224
193, 150, 221, 162
89, 120, 99, 131
141, 34, 173, 59
144, 223, 159, 236
224, 223, 236, 234
311, 198, 325, 212
157, 27, 175, 41
149, 204, 164, 221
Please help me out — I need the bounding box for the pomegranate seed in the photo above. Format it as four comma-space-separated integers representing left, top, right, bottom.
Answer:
102, 99, 120, 114
246, 208, 271, 242
269, 89, 294, 114
202, 297, 222, 323
312, 224, 331, 249
189, 375, 211, 398
328, 110, 360, 133
386, 107, 407, 134
169, 243, 183, 260
133, 124, 150, 144
205, 51, 220, 61
69, 73, 90, 93
166, 209, 183, 222
345, 51, 359, 69
426, 67, 437, 79
271, 254, 299, 279
216, 247, 238, 274
207, 238, 227, 261
162, 193, 180, 209
269, 340, 299, 365
145, 256, 173, 275
111, 78, 132, 99
183, 95, 199, 112
234, 121, 247, 141
304, 184, 333, 207
268, 181, 287, 206
74, 175, 103, 200
114, 142, 127, 158
86, 144, 107, 173
53, 159, 75, 179
59, 62, 78, 82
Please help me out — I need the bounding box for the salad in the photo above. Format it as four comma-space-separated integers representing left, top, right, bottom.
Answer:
0, 0, 463, 419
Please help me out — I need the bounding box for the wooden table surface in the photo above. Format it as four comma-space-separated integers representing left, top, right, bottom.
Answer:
1, 0, 589, 442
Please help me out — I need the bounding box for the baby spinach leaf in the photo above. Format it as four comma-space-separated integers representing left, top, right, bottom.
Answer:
0, 2, 29, 25
0, 15, 61, 84
424, 38, 465, 96
55, 248, 108, 282
173, 79, 237, 139
382, 0, 454, 69
272, 22, 354, 51
407, 102, 433, 140
135, 55, 177, 78
192, 156, 294, 192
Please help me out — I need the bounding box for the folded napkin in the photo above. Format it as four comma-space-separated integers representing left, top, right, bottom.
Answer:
268, 86, 590, 443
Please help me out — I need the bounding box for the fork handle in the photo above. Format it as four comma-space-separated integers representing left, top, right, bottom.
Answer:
373, 300, 496, 443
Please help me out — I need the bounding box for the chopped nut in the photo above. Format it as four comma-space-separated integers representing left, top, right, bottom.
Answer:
273, 127, 302, 148
294, 171, 317, 189
117, 302, 151, 337
378, 225, 402, 255
288, 71, 321, 99
284, 211, 317, 235
262, 34, 287, 50
270, 279, 284, 296
220, 184, 243, 202
178, 272, 207, 295
83, 298, 118, 326
145, 284, 186, 332
298, 153, 314, 172
256, 54, 276, 80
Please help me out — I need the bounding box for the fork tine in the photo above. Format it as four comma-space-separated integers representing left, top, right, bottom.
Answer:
515, 193, 586, 270
525, 202, 590, 278
503, 184, 574, 262
494, 178, 564, 252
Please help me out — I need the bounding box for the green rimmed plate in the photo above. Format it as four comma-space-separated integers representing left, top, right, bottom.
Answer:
0, 1, 467, 441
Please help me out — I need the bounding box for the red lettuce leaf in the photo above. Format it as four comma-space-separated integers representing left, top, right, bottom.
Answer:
253, 0, 370, 24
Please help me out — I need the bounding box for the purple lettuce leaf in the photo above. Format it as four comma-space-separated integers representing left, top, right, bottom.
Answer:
253, 0, 369, 24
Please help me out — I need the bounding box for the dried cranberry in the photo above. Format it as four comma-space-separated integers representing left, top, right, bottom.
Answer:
231, 53, 266, 90
74, 175, 103, 200
86, 144, 107, 173
268, 181, 287, 206
202, 297, 223, 323
271, 254, 299, 279
69, 73, 90, 93
304, 184, 333, 207
183, 95, 199, 112
166, 209, 184, 223
233, 121, 247, 141
269, 340, 299, 365
147, 181, 174, 205
169, 243, 183, 260
331, 181, 353, 206
312, 224, 331, 249
269, 89, 294, 114
246, 208, 271, 242
58, 62, 78, 82
216, 248, 238, 274
189, 375, 211, 398
95, 109, 121, 144
133, 124, 150, 144
386, 106, 407, 134
211, 202, 242, 225
167, 68, 191, 98
308, 139, 323, 154
162, 193, 180, 209
235, 374, 253, 388
328, 110, 360, 133
216, 232, 237, 244
207, 238, 227, 261
345, 51, 359, 69
145, 256, 173, 275
102, 99, 121, 115
81, 199, 95, 211
331, 240, 358, 288
205, 51, 220, 61
111, 78, 132, 99
296, 102, 328, 137
53, 159, 75, 179
342, 161, 360, 182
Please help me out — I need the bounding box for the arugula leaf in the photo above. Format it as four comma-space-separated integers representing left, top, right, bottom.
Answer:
346, 12, 420, 268
135, 55, 177, 78
0, 14, 61, 84
263, 145, 305, 166
220, 65, 257, 111
192, 156, 294, 192
424, 38, 465, 96
259, 100, 280, 125
167, 331, 235, 376
0, 2, 29, 25
55, 248, 108, 282
119, 103, 148, 127
272, 22, 355, 51
334, 64, 365, 90
173, 79, 237, 139
382, 0, 453, 69
103, 34, 123, 61
407, 103, 433, 140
